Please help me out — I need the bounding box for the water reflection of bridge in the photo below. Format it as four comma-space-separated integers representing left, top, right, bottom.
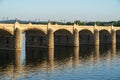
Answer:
0, 21, 120, 49
0, 45, 118, 79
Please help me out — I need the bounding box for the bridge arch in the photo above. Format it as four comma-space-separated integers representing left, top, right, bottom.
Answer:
0, 27, 13, 35
0, 29, 14, 49
24, 29, 47, 48
99, 30, 112, 44
79, 28, 94, 34
22, 27, 47, 35
54, 29, 74, 46
99, 28, 111, 33
79, 29, 94, 45
0, 29, 13, 36
54, 28, 73, 34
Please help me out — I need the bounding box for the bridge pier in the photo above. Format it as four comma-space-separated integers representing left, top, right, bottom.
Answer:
48, 29, 54, 48
73, 47, 79, 65
14, 28, 22, 50
112, 30, 116, 45
14, 50, 22, 68
95, 45, 100, 60
74, 29, 79, 47
94, 30, 99, 45
47, 48, 54, 70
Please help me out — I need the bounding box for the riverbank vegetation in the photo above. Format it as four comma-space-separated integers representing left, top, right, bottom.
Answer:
0, 20, 120, 26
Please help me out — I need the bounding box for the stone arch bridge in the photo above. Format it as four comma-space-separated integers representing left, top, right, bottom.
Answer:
0, 21, 120, 50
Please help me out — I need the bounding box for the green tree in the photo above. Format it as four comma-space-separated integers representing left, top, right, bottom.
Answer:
66, 22, 73, 25
51, 21, 56, 25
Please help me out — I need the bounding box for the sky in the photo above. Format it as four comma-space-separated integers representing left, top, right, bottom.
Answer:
0, 0, 120, 22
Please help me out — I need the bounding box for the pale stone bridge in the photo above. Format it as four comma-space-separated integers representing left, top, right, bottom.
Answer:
0, 21, 120, 50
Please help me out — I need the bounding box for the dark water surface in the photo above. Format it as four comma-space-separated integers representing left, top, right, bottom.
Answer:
0, 44, 120, 80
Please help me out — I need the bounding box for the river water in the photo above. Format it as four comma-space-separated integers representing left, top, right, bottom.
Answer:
0, 43, 120, 80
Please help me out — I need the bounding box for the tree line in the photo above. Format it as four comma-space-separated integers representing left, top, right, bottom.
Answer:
65, 20, 120, 26
0, 20, 120, 26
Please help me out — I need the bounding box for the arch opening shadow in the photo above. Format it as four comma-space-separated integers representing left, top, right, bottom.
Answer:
0, 29, 14, 49
25, 29, 47, 48
79, 30, 94, 45
54, 47, 74, 62
26, 47, 48, 65
0, 50, 15, 67
54, 29, 73, 46
99, 30, 112, 44
116, 30, 120, 44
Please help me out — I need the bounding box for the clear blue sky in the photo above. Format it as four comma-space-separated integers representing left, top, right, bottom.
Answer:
0, 0, 120, 22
